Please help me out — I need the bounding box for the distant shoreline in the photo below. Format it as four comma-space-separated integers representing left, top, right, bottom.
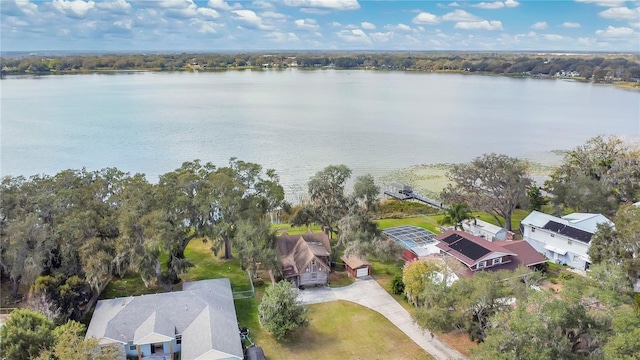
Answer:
3, 52, 639, 91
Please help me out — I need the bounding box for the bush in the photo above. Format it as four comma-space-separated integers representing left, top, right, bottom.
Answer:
258, 281, 309, 340
391, 274, 405, 295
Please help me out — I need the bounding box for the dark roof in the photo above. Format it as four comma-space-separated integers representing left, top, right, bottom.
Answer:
447, 237, 491, 261
246, 346, 266, 360
501, 241, 548, 267
440, 233, 465, 245
435, 230, 516, 267
542, 220, 593, 243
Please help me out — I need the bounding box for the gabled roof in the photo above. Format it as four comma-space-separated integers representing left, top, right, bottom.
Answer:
86, 279, 242, 360
435, 230, 516, 268
341, 255, 371, 269
133, 311, 174, 345
277, 231, 331, 274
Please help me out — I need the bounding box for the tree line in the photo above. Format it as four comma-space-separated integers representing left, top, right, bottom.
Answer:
2, 52, 640, 82
0, 159, 285, 324
0, 158, 398, 324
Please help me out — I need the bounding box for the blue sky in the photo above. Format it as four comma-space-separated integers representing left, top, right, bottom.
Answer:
1, 0, 639, 52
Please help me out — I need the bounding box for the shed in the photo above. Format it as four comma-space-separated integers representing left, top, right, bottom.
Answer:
341, 255, 371, 278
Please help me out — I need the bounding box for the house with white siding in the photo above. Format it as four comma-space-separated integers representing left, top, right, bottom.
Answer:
85, 278, 243, 360
520, 211, 614, 270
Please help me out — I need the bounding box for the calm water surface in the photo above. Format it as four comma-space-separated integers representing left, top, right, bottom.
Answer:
2, 70, 639, 194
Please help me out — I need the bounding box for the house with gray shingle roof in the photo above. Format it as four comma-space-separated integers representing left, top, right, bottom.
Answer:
85, 278, 243, 360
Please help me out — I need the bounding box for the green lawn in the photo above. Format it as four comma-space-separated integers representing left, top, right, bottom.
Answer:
239, 300, 432, 360
376, 216, 440, 232
376, 209, 529, 236
101, 240, 252, 299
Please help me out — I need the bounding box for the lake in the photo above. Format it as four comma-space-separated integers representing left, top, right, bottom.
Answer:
2, 70, 639, 197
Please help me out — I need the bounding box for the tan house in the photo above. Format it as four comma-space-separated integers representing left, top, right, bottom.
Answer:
277, 231, 331, 287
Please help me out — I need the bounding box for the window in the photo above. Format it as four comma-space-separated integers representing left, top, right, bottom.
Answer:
128, 342, 136, 351
477, 261, 487, 269
176, 335, 182, 345
311, 273, 317, 279
311, 259, 316, 266
573, 255, 580, 262
492, 258, 503, 265
567, 239, 572, 245
550, 233, 555, 237
531, 227, 535, 233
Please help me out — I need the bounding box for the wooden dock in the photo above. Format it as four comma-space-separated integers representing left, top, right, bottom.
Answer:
384, 183, 444, 209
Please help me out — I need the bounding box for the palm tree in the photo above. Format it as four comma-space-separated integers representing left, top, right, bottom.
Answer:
440, 203, 472, 230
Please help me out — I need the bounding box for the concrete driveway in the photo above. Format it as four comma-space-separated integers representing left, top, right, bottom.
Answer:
296, 277, 467, 360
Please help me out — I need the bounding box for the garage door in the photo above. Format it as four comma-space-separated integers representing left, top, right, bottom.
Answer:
356, 267, 369, 278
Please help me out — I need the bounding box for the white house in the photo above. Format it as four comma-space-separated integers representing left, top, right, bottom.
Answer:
461, 218, 509, 241
85, 278, 243, 360
520, 211, 614, 270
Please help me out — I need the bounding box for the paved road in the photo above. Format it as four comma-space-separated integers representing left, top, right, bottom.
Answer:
296, 278, 467, 360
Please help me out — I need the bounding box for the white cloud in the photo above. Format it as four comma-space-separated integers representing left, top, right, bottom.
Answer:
330, 21, 342, 27
231, 10, 272, 30
595, 25, 636, 37
197, 7, 219, 19
442, 10, 480, 22
543, 34, 564, 41
472, 2, 504, 10
299, 8, 330, 15
575, 0, 627, 7
470, 0, 518, 9
455, 20, 503, 31
295, 18, 319, 31
208, 0, 242, 11
261, 11, 286, 19
385, 23, 412, 32
370, 31, 393, 42
198, 21, 217, 33
15, 0, 38, 15
361, 21, 376, 30
336, 29, 372, 44
265, 31, 299, 42
504, 0, 519, 8
283, 0, 360, 10
155, 0, 193, 9
96, 0, 130, 12
4, 16, 29, 27
449, 2, 460, 7
598, 6, 640, 21
251, 1, 274, 9
52, 0, 95, 17
562, 22, 581, 28
531, 21, 548, 30
412, 12, 440, 24
113, 19, 132, 30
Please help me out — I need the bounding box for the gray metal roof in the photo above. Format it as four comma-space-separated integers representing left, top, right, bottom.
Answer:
86, 278, 242, 359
